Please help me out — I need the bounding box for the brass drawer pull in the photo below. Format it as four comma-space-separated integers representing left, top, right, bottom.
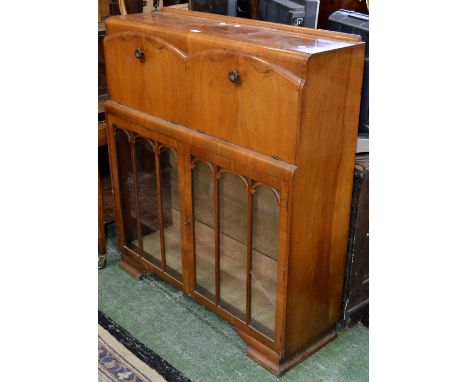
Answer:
134, 48, 144, 59
228, 70, 240, 83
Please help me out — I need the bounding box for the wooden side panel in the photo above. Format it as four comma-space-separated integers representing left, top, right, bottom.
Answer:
187, 50, 303, 164
284, 45, 365, 356
104, 32, 188, 125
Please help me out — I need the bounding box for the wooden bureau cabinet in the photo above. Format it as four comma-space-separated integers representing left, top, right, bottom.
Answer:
104, 9, 365, 376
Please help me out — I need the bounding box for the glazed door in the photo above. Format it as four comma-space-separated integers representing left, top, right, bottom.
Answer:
189, 154, 282, 340
110, 122, 184, 285
108, 115, 288, 341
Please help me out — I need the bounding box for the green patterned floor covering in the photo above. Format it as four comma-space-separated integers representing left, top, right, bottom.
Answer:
99, 226, 369, 382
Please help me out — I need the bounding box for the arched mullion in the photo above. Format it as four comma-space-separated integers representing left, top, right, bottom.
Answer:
153, 142, 167, 272
113, 126, 132, 141
217, 169, 249, 191
248, 181, 280, 338
128, 131, 144, 256
158, 144, 177, 159
213, 164, 220, 306
218, 169, 252, 322
192, 160, 223, 305
112, 126, 136, 251
246, 178, 254, 324
133, 134, 155, 151
251, 183, 281, 205
190, 157, 215, 173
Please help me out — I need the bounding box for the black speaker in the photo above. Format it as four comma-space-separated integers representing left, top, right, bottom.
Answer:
328, 10, 369, 135
258, 0, 319, 28
189, 0, 238, 16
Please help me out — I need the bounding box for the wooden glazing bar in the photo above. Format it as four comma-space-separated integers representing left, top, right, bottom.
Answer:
180, 146, 195, 294
246, 179, 253, 324
98, 170, 106, 255
190, 157, 198, 293
107, 123, 126, 250
214, 166, 220, 306
155, 145, 167, 272
130, 136, 144, 256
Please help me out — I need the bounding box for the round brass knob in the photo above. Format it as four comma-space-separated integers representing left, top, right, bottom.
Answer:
228, 70, 240, 83
134, 48, 144, 59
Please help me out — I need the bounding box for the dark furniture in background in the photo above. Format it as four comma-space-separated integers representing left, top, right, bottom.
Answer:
98, 115, 115, 256
190, 0, 238, 16
328, 9, 368, 135
99, 122, 108, 257
258, 0, 320, 28
98, 23, 107, 97
98, 21, 115, 260
187, 0, 368, 26
317, 0, 367, 29
110, 0, 143, 15
189, 0, 251, 18
341, 154, 369, 327
102, 0, 155, 19
122, 0, 144, 13
326, 10, 369, 323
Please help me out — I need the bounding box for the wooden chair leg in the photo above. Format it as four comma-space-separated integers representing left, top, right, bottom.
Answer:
98, 170, 107, 258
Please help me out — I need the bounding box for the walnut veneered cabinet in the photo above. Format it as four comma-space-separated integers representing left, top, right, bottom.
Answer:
104, 9, 365, 376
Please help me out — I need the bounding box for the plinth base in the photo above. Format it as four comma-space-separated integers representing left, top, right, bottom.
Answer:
235, 327, 337, 376
118, 255, 147, 280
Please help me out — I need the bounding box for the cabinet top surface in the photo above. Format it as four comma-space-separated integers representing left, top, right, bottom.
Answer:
106, 10, 361, 56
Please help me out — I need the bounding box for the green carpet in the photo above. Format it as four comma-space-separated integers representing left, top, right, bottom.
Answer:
99, 226, 368, 381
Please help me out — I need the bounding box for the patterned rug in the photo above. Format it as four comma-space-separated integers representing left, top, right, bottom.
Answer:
99, 311, 190, 382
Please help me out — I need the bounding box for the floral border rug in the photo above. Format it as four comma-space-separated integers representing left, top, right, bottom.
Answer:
99, 311, 190, 382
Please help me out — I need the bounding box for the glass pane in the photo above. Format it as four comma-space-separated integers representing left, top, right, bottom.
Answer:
251, 186, 279, 338
160, 147, 182, 281
193, 161, 216, 301
219, 173, 248, 321
115, 128, 139, 253
134, 137, 163, 267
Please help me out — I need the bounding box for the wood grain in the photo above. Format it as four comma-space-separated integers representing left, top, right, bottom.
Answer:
105, 32, 188, 126
284, 46, 365, 356
187, 49, 302, 163
104, 11, 365, 375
